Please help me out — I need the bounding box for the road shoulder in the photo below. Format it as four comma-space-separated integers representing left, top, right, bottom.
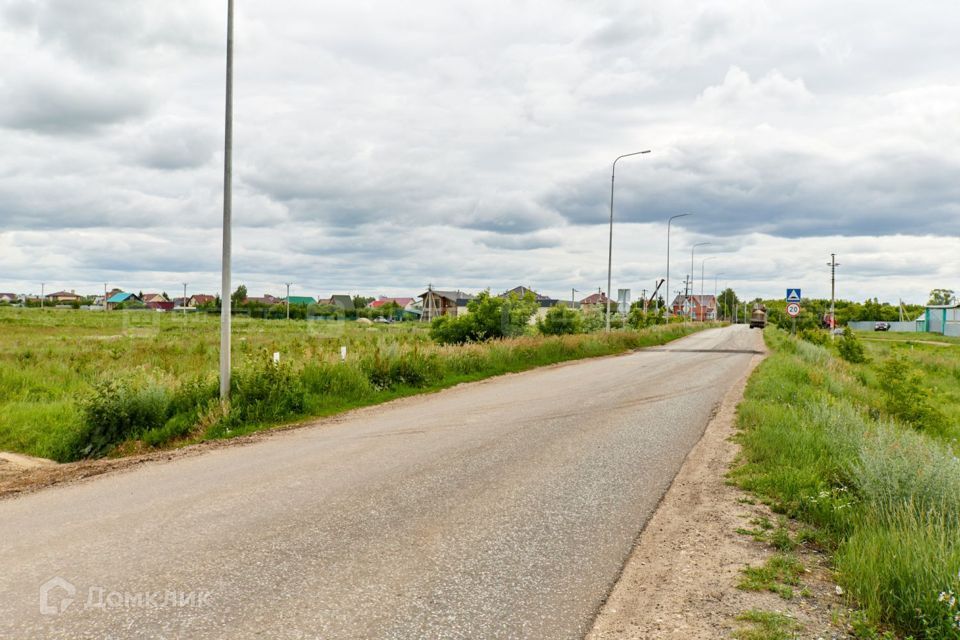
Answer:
588, 344, 848, 639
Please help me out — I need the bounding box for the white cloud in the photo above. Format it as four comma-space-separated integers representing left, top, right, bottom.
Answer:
0, 0, 958, 303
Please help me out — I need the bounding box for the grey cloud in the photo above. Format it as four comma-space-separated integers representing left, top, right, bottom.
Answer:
1, 0, 220, 66
0, 72, 151, 134
135, 121, 217, 170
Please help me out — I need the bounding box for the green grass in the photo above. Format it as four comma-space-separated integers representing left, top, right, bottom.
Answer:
0, 307, 718, 461
738, 554, 806, 600
733, 327, 960, 638
733, 609, 801, 640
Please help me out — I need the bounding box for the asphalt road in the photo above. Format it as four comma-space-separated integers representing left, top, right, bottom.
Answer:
0, 325, 763, 639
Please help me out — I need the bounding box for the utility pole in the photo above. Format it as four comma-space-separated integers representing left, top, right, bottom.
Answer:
285, 283, 293, 320
827, 253, 840, 338
40, 283, 44, 309
641, 288, 647, 312
104, 283, 108, 312
220, 0, 235, 402
182, 282, 188, 316
571, 288, 578, 307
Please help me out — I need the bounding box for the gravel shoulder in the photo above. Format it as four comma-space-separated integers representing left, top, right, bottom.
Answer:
588, 336, 851, 639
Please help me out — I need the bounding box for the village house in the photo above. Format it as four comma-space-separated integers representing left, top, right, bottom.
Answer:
141, 293, 169, 305
286, 295, 317, 307
0, 293, 19, 304
579, 292, 617, 313
419, 289, 474, 322
106, 291, 142, 310
189, 294, 216, 307
319, 295, 354, 311
670, 294, 717, 321
368, 297, 418, 318
244, 294, 281, 305
46, 290, 81, 304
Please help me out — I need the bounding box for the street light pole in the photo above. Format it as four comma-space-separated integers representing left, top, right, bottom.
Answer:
285, 283, 293, 320
690, 242, 711, 321
714, 272, 725, 320
607, 149, 651, 331
701, 257, 715, 321
219, 0, 234, 402
666, 213, 691, 319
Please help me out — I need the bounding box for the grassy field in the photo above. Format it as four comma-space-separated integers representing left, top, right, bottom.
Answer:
733, 328, 960, 638
0, 307, 716, 463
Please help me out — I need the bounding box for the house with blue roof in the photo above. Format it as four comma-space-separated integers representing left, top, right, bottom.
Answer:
106, 291, 142, 310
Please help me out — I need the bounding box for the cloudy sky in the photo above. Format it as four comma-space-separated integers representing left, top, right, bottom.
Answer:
1, 0, 958, 304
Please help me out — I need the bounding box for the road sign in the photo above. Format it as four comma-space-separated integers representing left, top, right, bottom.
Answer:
786, 302, 801, 317
786, 289, 802, 302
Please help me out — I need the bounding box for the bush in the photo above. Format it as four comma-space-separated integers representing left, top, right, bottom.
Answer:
799, 328, 829, 346
538, 304, 582, 335
75, 376, 170, 458
227, 354, 305, 424
877, 356, 946, 433
627, 302, 664, 329
837, 326, 868, 363
430, 291, 538, 344
360, 347, 442, 389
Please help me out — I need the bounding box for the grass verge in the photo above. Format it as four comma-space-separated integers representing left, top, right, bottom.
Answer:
732, 328, 960, 639
1, 317, 718, 461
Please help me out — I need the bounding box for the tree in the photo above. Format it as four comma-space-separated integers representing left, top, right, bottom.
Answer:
538, 304, 582, 335
627, 300, 664, 329
928, 289, 955, 305
430, 291, 538, 344
353, 295, 374, 310
717, 288, 740, 321
231, 285, 248, 307
381, 301, 402, 320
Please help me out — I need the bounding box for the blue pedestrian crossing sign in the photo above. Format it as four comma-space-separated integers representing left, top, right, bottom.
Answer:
786, 288, 802, 302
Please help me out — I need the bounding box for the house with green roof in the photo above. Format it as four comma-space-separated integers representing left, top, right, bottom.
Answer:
286, 296, 316, 307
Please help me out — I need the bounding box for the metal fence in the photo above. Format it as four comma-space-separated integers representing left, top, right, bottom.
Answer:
847, 321, 921, 332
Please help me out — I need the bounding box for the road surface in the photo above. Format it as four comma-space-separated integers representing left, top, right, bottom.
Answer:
0, 326, 762, 639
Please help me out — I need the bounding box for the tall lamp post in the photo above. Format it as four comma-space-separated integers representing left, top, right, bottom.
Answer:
689, 242, 711, 320
700, 257, 716, 321
713, 272, 725, 320
665, 213, 691, 318
606, 149, 651, 331
219, 0, 235, 402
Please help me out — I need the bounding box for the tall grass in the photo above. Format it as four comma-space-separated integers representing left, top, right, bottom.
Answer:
734, 328, 960, 638
0, 307, 716, 461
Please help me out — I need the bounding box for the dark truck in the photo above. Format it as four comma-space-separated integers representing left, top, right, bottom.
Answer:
749, 304, 768, 329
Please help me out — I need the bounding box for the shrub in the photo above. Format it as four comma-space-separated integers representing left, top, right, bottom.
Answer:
75, 375, 170, 458
837, 326, 868, 363
227, 354, 305, 424
799, 328, 828, 346
627, 302, 664, 329
430, 291, 538, 344
877, 356, 946, 432
538, 304, 582, 335
360, 347, 441, 389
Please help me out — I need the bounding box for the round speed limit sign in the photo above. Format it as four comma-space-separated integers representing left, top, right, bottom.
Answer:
786, 302, 801, 317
